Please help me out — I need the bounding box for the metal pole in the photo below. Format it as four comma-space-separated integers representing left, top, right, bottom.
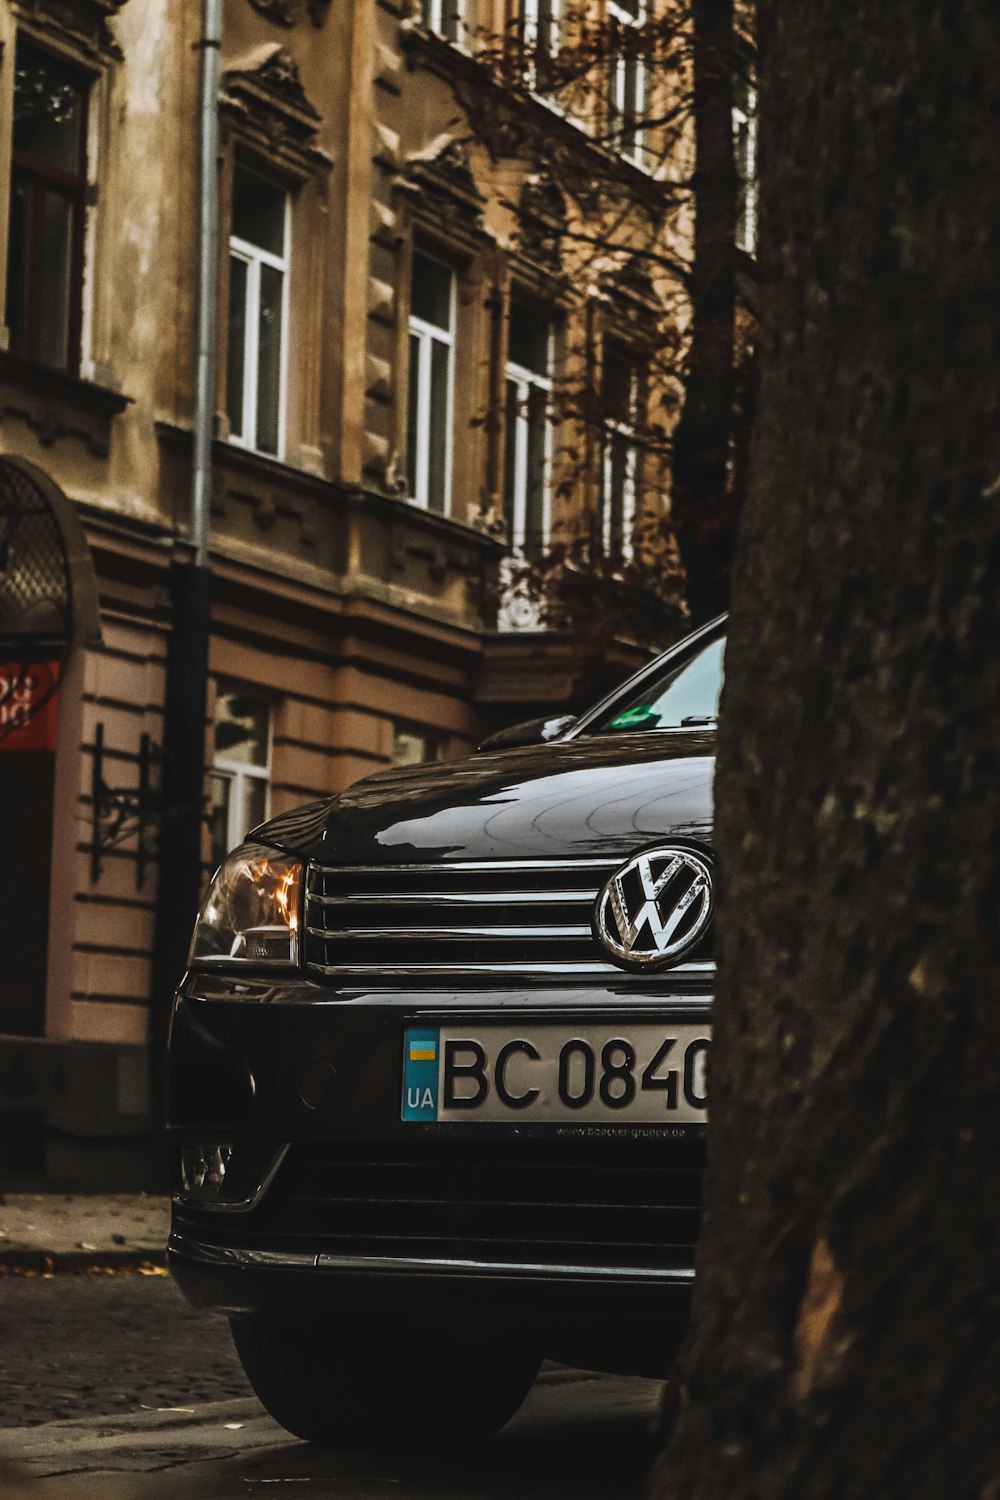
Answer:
149, 0, 221, 1180
192, 0, 221, 569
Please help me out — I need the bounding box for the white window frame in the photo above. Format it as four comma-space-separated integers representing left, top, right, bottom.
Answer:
228, 178, 291, 459
607, 0, 647, 168
733, 82, 759, 255
422, 0, 465, 43
601, 355, 639, 563
392, 723, 442, 766
504, 331, 553, 557
521, 0, 562, 93
211, 704, 272, 860
407, 255, 455, 515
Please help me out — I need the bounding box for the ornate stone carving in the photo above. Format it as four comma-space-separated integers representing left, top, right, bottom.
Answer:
431, 140, 479, 199
472, 496, 509, 540
222, 474, 318, 547
244, 0, 331, 28
221, 44, 330, 175
485, 117, 529, 163
226, 45, 319, 121
390, 533, 468, 586
10, 0, 131, 61
382, 449, 408, 498
516, 173, 568, 269
608, 253, 659, 309
403, 135, 485, 226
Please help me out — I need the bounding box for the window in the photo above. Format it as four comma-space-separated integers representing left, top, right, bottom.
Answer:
226, 161, 290, 457
407, 251, 454, 515
504, 301, 552, 560
392, 725, 441, 767
607, 0, 646, 166
733, 78, 758, 254
582, 633, 726, 735
520, 0, 561, 90
5, 43, 89, 372
210, 692, 271, 871
422, 0, 464, 42
601, 345, 640, 561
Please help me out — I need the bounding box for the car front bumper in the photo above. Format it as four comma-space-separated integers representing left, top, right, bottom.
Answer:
167, 972, 709, 1360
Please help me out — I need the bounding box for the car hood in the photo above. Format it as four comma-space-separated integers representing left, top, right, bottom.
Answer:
252, 731, 715, 867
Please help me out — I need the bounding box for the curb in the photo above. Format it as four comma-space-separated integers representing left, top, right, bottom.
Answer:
0, 1246, 168, 1274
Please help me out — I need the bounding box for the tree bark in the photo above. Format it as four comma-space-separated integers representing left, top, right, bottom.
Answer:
651, 2, 1000, 1495
669, 0, 738, 624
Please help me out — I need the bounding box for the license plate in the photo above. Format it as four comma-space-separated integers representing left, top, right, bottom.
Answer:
401, 1023, 709, 1125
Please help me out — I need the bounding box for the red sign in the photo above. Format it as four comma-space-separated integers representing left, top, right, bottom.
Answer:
0, 662, 60, 751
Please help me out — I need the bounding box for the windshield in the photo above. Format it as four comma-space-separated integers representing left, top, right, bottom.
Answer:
582, 635, 725, 735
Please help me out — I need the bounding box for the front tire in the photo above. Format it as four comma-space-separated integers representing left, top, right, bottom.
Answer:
231, 1316, 541, 1448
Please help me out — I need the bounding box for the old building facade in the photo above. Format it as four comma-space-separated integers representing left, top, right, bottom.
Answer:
0, 0, 695, 1183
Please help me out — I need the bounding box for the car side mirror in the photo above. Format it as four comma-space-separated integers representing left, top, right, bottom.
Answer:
477, 714, 577, 753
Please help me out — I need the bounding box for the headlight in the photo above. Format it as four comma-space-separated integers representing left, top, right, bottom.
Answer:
188, 844, 302, 968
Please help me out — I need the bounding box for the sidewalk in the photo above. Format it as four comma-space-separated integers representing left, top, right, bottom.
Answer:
0, 1193, 170, 1271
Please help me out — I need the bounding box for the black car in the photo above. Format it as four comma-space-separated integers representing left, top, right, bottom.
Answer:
167, 614, 724, 1445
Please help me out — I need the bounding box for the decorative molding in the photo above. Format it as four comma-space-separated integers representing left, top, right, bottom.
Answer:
10, 0, 130, 62
382, 448, 408, 498
369, 198, 400, 248
605, 253, 660, 315
471, 495, 509, 541
364, 354, 393, 405
221, 44, 331, 177
362, 432, 406, 500
0, 351, 131, 459
344, 486, 506, 559
362, 430, 393, 483
373, 122, 402, 171
243, 0, 332, 28
374, 40, 405, 94
367, 277, 396, 326
217, 471, 319, 547
154, 421, 335, 553
430, 139, 480, 200
390, 531, 473, 585
245, 46, 319, 118
401, 134, 486, 235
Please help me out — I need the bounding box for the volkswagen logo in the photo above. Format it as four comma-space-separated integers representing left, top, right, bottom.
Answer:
594, 846, 713, 970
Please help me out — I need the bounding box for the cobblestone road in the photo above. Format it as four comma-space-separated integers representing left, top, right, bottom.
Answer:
0, 1272, 664, 1498
0, 1272, 251, 1426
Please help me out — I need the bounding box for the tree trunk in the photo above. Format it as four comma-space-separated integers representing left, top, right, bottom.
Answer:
669, 0, 738, 624
651, 2, 1000, 1495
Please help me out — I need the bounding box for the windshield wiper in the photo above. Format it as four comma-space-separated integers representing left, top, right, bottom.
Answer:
679, 715, 718, 728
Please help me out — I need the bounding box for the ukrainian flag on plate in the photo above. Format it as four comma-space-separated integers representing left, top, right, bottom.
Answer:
402, 1027, 440, 1120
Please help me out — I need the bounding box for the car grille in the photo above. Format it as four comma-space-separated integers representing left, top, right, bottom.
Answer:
304, 858, 713, 981
172, 1136, 703, 1273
